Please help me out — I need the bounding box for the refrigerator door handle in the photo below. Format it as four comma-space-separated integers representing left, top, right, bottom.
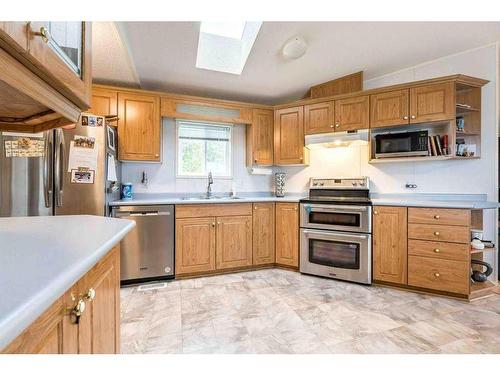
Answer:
55, 129, 65, 207
42, 132, 52, 208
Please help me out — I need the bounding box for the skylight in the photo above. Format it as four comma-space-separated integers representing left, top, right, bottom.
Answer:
196, 21, 262, 75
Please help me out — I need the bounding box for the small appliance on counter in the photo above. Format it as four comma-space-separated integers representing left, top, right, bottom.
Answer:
121, 182, 133, 200
299, 177, 372, 284
275, 172, 286, 197
375, 130, 429, 158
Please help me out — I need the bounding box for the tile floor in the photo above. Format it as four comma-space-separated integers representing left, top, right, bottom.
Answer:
120, 269, 500, 354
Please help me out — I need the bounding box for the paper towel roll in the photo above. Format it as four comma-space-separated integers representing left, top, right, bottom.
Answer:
248, 167, 273, 175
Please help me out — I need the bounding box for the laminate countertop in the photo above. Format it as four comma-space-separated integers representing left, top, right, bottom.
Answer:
109, 192, 306, 206
371, 193, 500, 209
0, 215, 135, 351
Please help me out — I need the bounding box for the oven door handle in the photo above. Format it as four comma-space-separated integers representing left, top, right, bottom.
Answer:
303, 204, 368, 212
302, 229, 368, 240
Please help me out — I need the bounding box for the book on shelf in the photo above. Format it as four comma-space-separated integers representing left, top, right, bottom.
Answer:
428, 135, 449, 156
429, 136, 437, 156
435, 135, 443, 156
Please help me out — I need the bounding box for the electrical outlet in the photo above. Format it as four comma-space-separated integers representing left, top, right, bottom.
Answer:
405, 183, 417, 189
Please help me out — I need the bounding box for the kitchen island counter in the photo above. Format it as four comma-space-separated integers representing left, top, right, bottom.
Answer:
0, 215, 135, 351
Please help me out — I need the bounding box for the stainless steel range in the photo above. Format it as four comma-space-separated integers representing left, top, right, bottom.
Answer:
299, 177, 372, 284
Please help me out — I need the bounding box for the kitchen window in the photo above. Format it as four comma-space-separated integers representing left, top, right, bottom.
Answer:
176, 120, 232, 178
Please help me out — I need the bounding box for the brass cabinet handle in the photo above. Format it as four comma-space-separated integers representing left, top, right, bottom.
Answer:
434, 231, 440, 236
411, 115, 416, 119
254, 206, 258, 210
70, 299, 86, 324
32, 25, 51, 44
330, 125, 334, 128
217, 221, 221, 225
85, 288, 96, 301
254, 159, 258, 163
299, 157, 303, 161
434, 272, 440, 277
434, 215, 440, 219
373, 211, 378, 215
155, 154, 159, 157
403, 116, 409, 120
335, 123, 340, 128
211, 222, 215, 227
434, 248, 440, 253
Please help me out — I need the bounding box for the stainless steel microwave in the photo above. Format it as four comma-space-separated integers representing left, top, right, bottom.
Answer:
375, 130, 428, 158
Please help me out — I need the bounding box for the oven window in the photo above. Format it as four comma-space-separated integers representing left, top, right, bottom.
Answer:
309, 239, 360, 269
309, 211, 360, 227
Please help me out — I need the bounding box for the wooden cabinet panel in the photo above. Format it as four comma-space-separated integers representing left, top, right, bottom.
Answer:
334, 95, 369, 131
408, 223, 469, 244
409, 82, 455, 123
89, 87, 118, 116
176, 217, 216, 275
304, 101, 334, 135
408, 240, 469, 262
275, 203, 299, 267
373, 206, 408, 285
274, 106, 307, 165
408, 255, 469, 295
77, 247, 120, 354
408, 207, 470, 226
176, 203, 252, 219
0, 22, 28, 53
252, 203, 275, 265
247, 108, 273, 165
26, 21, 92, 109
370, 89, 409, 128
118, 92, 161, 161
216, 216, 253, 270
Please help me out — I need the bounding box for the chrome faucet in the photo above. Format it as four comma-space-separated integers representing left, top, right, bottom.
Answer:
206, 171, 213, 198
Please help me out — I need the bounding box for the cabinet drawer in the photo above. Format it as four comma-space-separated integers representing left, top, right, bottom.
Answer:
408, 223, 469, 244
175, 203, 253, 218
408, 255, 469, 295
408, 240, 469, 261
408, 208, 470, 226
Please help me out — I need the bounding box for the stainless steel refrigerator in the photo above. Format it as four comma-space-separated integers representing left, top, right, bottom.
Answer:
0, 118, 120, 217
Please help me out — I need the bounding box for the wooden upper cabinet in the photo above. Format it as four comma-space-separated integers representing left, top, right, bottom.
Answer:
334, 95, 369, 131
118, 92, 161, 161
176, 217, 216, 275
247, 108, 274, 166
216, 216, 253, 270
373, 206, 408, 285
89, 87, 118, 116
0, 22, 28, 53
26, 22, 92, 109
304, 101, 334, 135
409, 82, 455, 123
370, 89, 409, 128
253, 203, 275, 265
274, 106, 307, 165
275, 203, 299, 268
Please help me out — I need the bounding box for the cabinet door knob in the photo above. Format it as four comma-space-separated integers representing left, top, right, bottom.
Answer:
373, 211, 378, 215
434, 231, 440, 236
335, 123, 340, 128
155, 154, 159, 157
32, 25, 50, 44
70, 299, 86, 325
434, 272, 440, 277
330, 125, 334, 128
254, 159, 258, 163
85, 288, 96, 301
217, 221, 221, 225
434, 248, 440, 253
254, 206, 258, 210
411, 115, 416, 119
403, 116, 409, 120
434, 215, 440, 219
211, 222, 215, 227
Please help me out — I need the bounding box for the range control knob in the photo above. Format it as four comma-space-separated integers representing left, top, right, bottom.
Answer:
352, 181, 358, 186
312, 182, 318, 186
319, 182, 325, 186
359, 181, 365, 186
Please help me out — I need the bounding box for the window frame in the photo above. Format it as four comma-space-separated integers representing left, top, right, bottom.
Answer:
175, 119, 234, 179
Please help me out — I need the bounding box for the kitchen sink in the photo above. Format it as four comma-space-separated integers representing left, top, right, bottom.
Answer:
180, 196, 243, 200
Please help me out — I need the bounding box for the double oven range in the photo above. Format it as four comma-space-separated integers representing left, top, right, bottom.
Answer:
299, 177, 372, 285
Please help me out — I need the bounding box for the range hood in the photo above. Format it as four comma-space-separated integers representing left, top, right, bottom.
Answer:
305, 129, 369, 149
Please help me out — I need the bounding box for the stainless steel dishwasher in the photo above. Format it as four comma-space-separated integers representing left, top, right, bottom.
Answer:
112, 205, 174, 284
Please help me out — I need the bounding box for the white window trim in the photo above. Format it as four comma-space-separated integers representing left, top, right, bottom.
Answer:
175, 119, 234, 179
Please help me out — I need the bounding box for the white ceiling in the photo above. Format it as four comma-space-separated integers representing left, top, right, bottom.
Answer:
92, 22, 500, 105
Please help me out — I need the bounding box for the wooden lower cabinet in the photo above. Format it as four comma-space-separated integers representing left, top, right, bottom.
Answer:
275, 203, 299, 267
373, 206, 408, 285
252, 203, 275, 265
216, 216, 253, 270
2, 246, 121, 354
175, 217, 216, 275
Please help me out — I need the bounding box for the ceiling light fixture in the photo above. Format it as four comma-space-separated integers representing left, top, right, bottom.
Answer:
282, 36, 307, 60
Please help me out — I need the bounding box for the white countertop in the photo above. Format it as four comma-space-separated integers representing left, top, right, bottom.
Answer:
0, 215, 135, 351
109, 192, 305, 206
370, 193, 499, 209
